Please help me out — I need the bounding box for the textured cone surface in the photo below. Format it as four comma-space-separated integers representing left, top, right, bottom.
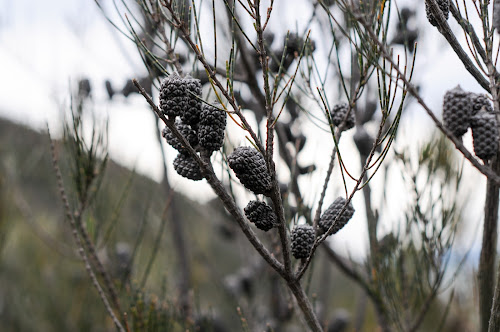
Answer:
291, 225, 314, 259
227, 147, 272, 195
244, 200, 277, 231
319, 197, 355, 235
173, 153, 203, 181
470, 93, 493, 115
181, 76, 202, 125
471, 112, 499, 161
198, 103, 227, 153
425, 0, 449, 27
443, 85, 472, 137
332, 103, 355, 130
160, 73, 186, 118
162, 120, 198, 153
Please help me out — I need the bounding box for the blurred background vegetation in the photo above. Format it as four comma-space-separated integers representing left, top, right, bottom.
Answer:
0, 115, 476, 331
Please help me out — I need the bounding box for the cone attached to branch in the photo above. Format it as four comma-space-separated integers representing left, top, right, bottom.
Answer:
425, 0, 450, 27
332, 102, 355, 130
198, 102, 227, 153
244, 200, 277, 231
319, 197, 355, 235
182, 75, 203, 125
173, 153, 203, 181
291, 225, 315, 259
471, 111, 499, 161
162, 120, 198, 153
160, 72, 186, 119
443, 85, 472, 138
227, 147, 272, 195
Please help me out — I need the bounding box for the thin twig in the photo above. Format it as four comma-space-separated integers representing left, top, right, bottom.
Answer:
49, 134, 125, 332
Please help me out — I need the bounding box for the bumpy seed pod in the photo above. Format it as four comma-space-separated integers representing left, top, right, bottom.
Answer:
227, 147, 272, 195
244, 200, 277, 231
443, 85, 472, 137
162, 120, 198, 153
160, 73, 186, 118
198, 103, 227, 153
471, 112, 499, 161
319, 197, 355, 235
291, 225, 315, 259
173, 153, 203, 181
425, 0, 449, 27
181, 75, 203, 125
332, 103, 355, 130
470, 93, 493, 115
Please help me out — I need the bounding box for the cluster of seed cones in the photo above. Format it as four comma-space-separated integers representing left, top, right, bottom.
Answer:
160, 73, 227, 181
289, 197, 355, 259
443, 86, 498, 161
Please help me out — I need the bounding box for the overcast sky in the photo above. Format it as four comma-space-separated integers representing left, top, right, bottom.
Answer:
0, 0, 491, 259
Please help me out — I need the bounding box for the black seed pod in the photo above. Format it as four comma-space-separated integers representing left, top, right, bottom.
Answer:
227, 147, 272, 195
470, 93, 493, 115
181, 75, 203, 125
319, 197, 355, 235
291, 225, 315, 259
160, 73, 186, 118
471, 112, 499, 161
244, 200, 277, 231
162, 120, 198, 153
443, 85, 472, 137
425, 0, 449, 27
332, 103, 355, 130
173, 153, 203, 181
198, 103, 227, 153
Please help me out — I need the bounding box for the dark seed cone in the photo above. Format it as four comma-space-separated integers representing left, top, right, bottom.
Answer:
470, 93, 493, 115
162, 120, 198, 153
443, 85, 472, 137
198, 103, 227, 153
227, 147, 272, 195
291, 225, 314, 259
332, 103, 355, 130
181, 75, 203, 125
244, 200, 277, 231
471, 112, 499, 161
353, 127, 374, 158
494, 0, 500, 33
425, 0, 449, 27
160, 73, 186, 118
173, 153, 203, 181
319, 197, 355, 235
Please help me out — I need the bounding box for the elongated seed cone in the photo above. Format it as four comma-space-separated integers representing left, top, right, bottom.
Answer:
443, 85, 472, 137
425, 0, 449, 27
162, 120, 198, 153
319, 197, 355, 235
332, 103, 355, 130
160, 73, 186, 118
244, 200, 277, 231
227, 147, 272, 195
471, 112, 499, 161
470, 93, 493, 115
198, 103, 227, 153
182, 75, 202, 125
291, 225, 315, 259
173, 153, 203, 181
